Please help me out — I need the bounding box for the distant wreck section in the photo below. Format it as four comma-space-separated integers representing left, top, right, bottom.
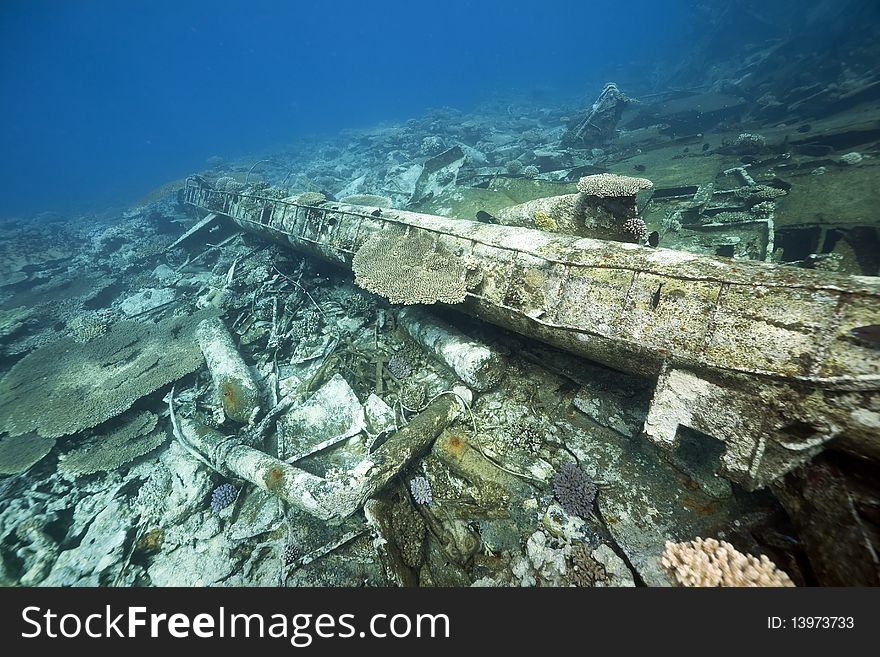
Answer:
184, 177, 880, 491
561, 83, 630, 149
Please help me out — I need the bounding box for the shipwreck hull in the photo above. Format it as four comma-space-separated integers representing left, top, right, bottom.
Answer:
183, 179, 880, 489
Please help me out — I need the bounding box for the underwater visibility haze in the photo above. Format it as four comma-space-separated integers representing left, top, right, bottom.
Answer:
0, 0, 879, 588
0, 0, 688, 215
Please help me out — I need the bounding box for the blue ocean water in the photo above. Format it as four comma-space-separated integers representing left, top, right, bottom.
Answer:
0, 0, 690, 216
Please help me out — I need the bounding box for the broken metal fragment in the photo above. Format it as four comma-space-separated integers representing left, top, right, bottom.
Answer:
364, 498, 419, 587
561, 82, 630, 149
643, 366, 860, 490
165, 212, 218, 251
179, 416, 340, 521
277, 373, 366, 462
851, 324, 880, 347
338, 394, 462, 516
772, 457, 880, 586
398, 306, 507, 392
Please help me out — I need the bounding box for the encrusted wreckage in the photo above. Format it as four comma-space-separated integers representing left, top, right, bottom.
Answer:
560, 82, 630, 149
172, 388, 465, 522
183, 178, 880, 491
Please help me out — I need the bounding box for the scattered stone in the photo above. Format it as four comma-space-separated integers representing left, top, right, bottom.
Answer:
42, 497, 132, 586
591, 544, 636, 587
510, 531, 569, 587
363, 393, 396, 443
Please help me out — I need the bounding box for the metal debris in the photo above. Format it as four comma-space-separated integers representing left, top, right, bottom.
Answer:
185, 180, 880, 489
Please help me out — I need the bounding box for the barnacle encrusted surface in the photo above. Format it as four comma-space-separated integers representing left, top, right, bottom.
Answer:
0, 310, 215, 438
0, 433, 56, 476
390, 498, 426, 568
58, 411, 163, 477
352, 229, 469, 305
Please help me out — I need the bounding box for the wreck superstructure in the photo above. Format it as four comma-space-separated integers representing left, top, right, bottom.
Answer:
183, 178, 880, 490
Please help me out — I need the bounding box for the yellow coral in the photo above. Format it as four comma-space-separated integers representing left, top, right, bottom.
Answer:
661, 537, 794, 587
533, 210, 558, 232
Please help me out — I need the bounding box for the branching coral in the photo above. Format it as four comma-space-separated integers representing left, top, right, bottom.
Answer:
661, 537, 795, 587
409, 476, 433, 505
576, 173, 653, 197
569, 543, 607, 587
622, 217, 648, 241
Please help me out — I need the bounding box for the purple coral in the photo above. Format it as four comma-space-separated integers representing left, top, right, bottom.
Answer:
388, 353, 413, 379
409, 476, 433, 505
552, 462, 597, 518
283, 543, 299, 566
622, 217, 648, 242
210, 483, 237, 512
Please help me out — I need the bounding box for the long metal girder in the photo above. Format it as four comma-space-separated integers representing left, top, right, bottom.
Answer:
184, 179, 880, 489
